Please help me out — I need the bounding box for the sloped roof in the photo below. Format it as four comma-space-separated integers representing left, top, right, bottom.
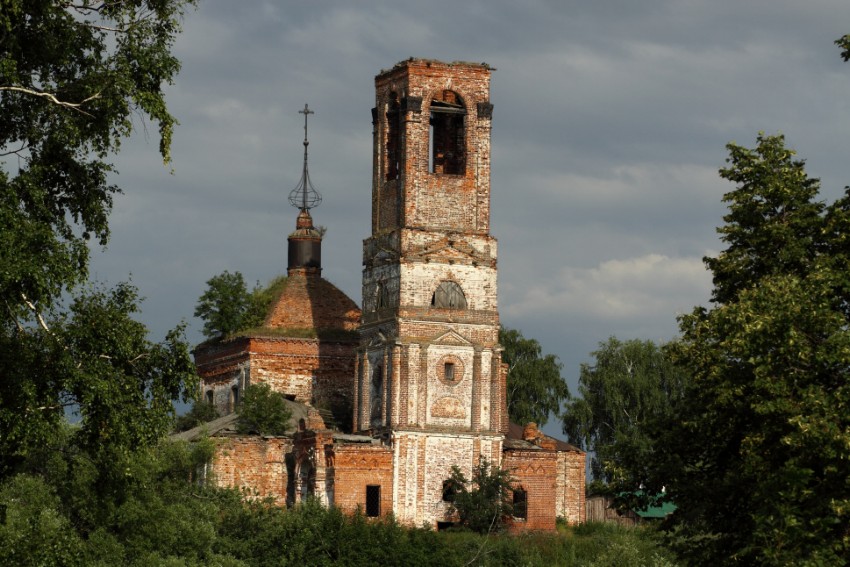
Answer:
262, 273, 360, 333
171, 398, 310, 441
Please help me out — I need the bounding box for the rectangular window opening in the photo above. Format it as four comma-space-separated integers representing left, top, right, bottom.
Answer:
444, 362, 455, 382
513, 489, 528, 520
366, 485, 381, 517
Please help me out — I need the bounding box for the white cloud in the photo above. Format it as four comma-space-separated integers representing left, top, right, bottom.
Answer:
503, 254, 712, 322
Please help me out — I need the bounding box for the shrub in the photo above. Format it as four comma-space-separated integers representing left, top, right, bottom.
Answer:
236, 383, 292, 435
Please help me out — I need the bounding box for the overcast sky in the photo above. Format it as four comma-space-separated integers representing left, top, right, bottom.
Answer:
89, 0, 850, 433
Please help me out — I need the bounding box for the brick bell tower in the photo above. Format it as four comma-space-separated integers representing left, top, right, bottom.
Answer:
355, 59, 506, 526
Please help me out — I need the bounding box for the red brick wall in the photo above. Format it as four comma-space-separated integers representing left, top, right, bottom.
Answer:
372, 59, 492, 235
332, 444, 394, 517
264, 273, 360, 331
194, 338, 250, 384
248, 337, 356, 409
212, 436, 292, 505
503, 450, 559, 531
195, 335, 356, 426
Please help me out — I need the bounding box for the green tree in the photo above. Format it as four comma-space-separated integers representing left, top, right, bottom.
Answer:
704, 133, 824, 305
0, 283, 195, 475
500, 326, 570, 426
194, 271, 254, 339
562, 337, 688, 488
0, 1, 196, 476
659, 134, 850, 564
447, 458, 514, 534
236, 383, 292, 436
0, 474, 85, 567
194, 273, 285, 339
174, 399, 220, 432
1, 1, 194, 314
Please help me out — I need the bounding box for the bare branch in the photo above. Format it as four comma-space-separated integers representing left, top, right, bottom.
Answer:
88, 23, 126, 33
0, 142, 28, 157
4, 299, 24, 333
0, 86, 100, 117
21, 292, 53, 335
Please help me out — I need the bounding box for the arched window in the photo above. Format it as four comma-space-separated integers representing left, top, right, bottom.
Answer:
429, 90, 466, 175
431, 281, 467, 309
386, 92, 400, 180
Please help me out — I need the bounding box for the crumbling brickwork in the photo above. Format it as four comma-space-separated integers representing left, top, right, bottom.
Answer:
195, 270, 361, 423
354, 60, 512, 528
195, 335, 357, 420
191, 59, 585, 533
332, 444, 394, 516
503, 449, 559, 531
371, 59, 493, 235
212, 436, 292, 505
264, 273, 360, 332
556, 449, 587, 524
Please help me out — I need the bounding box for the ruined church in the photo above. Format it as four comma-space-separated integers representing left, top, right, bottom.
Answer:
187, 59, 586, 530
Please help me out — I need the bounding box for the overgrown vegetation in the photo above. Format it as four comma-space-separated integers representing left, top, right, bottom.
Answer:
447, 458, 515, 534
0, 434, 676, 566
194, 272, 288, 339
235, 383, 293, 435
174, 400, 220, 432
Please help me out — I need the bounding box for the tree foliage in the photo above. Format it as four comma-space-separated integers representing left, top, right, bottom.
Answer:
1, 0, 194, 315
704, 133, 824, 305
0, 283, 195, 475
561, 337, 688, 487
657, 133, 850, 564
500, 326, 570, 426
836, 34, 850, 62
236, 383, 292, 436
0, 1, 197, 477
194, 271, 254, 339
447, 458, 515, 534
174, 399, 220, 432
194, 272, 285, 339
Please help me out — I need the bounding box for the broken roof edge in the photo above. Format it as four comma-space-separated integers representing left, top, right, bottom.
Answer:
505, 422, 584, 454
192, 325, 359, 353
170, 398, 312, 442
378, 58, 495, 76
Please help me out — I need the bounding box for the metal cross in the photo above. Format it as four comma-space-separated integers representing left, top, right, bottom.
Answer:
299, 103, 314, 148
288, 103, 322, 212
297, 104, 315, 211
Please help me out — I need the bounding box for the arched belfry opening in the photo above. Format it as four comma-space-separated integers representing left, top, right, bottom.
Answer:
429, 90, 466, 175
431, 280, 467, 309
